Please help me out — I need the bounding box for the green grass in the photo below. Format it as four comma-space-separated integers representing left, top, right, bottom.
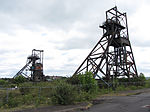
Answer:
0, 79, 149, 111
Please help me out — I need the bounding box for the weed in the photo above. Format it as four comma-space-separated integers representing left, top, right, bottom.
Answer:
51, 80, 77, 105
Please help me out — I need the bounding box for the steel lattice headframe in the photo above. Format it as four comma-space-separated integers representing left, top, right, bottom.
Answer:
14, 49, 45, 81
74, 7, 138, 80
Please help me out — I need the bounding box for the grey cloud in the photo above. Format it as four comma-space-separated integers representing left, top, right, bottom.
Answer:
44, 69, 73, 76
58, 36, 97, 50
0, 0, 147, 33
137, 67, 150, 74
57, 28, 102, 50
0, 0, 113, 32
0, 0, 149, 77
130, 37, 150, 47
0, 67, 18, 78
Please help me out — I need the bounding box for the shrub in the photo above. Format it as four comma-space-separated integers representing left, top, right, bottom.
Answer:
126, 85, 137, 90
116, 85, 126, 91
2, 94, 21, 108
7, 98, 20, 108
22, 94, 35, 105
139, 73, 146, 81
0, 80, 8, 86
145, 81, 150, 88
51, 80, 77, 105
19, 82, 32, 95
14, 75, 26, 84
69, 72, 98, 93
19, 87, 31, 95
76, 91, 93, 102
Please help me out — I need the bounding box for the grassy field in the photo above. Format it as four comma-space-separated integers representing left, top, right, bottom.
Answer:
0, 73, 149, 111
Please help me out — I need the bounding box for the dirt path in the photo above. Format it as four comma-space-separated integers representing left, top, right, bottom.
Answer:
78, 88, 150, 112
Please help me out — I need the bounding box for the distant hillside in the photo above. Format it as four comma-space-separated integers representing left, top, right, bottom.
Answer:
146, 77, 150, 80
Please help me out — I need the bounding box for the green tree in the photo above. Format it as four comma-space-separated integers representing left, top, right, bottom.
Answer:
14, 75, 26, 84
69, 72, 98, 93
0, 79, 8, 85
139, 73, 146, 81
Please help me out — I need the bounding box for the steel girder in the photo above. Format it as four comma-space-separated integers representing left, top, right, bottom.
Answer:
74, 7, 138, 80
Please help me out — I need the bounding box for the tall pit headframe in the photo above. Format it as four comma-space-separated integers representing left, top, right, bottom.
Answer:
74, 6, 138, 80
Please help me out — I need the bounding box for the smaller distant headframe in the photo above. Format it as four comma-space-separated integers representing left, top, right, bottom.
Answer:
14, 49, 45, 81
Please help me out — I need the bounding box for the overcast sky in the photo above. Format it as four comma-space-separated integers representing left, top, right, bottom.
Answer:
0, 0, 150, 78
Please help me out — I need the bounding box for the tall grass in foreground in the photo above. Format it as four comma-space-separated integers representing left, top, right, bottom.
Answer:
0, 72, 150, 109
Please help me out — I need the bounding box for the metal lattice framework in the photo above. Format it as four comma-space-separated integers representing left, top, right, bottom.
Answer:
74, 7, 138, 80
14, 49, 45, 81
